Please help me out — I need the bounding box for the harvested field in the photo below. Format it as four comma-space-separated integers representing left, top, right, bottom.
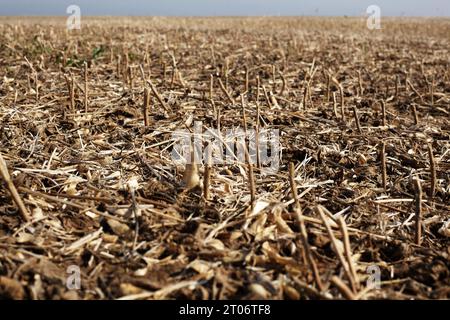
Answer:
0, 17, 449, 300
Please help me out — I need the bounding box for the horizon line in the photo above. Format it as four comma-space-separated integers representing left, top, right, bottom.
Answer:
1, 14, 449, 18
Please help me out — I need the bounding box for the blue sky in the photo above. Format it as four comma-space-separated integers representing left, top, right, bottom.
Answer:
0, 0, 449, 17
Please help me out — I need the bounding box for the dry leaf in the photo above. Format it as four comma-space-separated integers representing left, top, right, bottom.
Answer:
249, 283, 269, 299
204, 238, 225, 251
120, 283, 144, 296
106, 219, 130, 236
438, 220, 450, 237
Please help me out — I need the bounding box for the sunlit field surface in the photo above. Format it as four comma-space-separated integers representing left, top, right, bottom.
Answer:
0, 17, 449, 300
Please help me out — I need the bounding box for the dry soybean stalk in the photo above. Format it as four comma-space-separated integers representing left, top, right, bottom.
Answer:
430, 75, 435, 106
303, 67, 316, 109
385, 76, 389, 99
146, 80, 169, 111
288, 163, 300, 209
289, 163, 324, 291
217, 78, 234, 105
35, 72, 39, 103
332, 92, 338, 119
269, 90, 279, 108
71, 75, 75, 110
203, 144, 212, 201
307, 84, 314, 109
357, 70, 363, 96
63, 74, 70, 110
109, 42, 113, 64
0, 154, 30, 222
162, 61, 167, 85
241, 95, 251, 189
338, 217, 359, 290
183, 142, 200, 190
64, 73, 75, 111
138, 64, 146, 83
256, 75, 261, 104
224, 58, 229, 90
176, 69, 185, 90
170, 66, 176, 88
128, 66, 133, 92
405, 73, 409, 93
146, 54, 151, 74
339, 84, 345, 122
394, 75, 399, 100
116, 54, 121, 78
255, 102, 261, 169
272, 64, 276, 92
143, 87, 150, 126
211, 99, 217, 123
352, 106, 362, 134
279, 71, 286, 96
318, 206, 357, 293
331, 76, 345, 121
411, 104, 419, 125
326, 73, 331, 103
414, 178, 423, 245
216, 106, 221, 134
428, 144, 436, 198
262, 85, 272, 108
210, 45, 216, 66
381, 100, 386, 127
244, 65, 249, 93
331, 276, 356, 300
302, 85, 308, 109
380, 141, 387, 190
244, 146, 256, 210
124, 51, 129, 76
241, 95, 248, 135
209, 74, 214, 101
84, 61, 88, 113
27, 74, 32, 93
407, 80, 424, 103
